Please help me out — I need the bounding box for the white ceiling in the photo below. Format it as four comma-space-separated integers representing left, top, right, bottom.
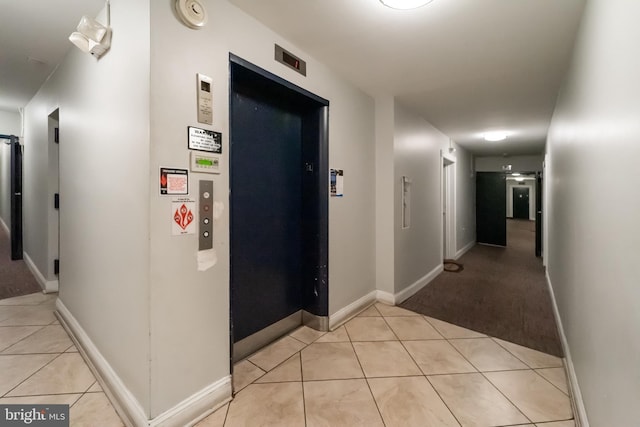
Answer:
0, 0, 585, 156
0, 0, 104, 112
229, 0, 585, 156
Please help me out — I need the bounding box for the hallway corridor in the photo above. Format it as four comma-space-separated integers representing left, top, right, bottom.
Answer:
402, 219, 561, 356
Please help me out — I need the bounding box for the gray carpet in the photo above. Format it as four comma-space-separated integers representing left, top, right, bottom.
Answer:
0, 225, 41, 300
401, 219, 563, 357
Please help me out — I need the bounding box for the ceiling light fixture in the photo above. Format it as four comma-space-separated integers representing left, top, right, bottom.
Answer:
379, 0, 434, 10
484, 131, 508, 142
512, 173, 521, 176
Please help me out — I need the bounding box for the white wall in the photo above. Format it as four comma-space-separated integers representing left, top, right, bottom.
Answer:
24, 0, 151, 415
149, 0, 375, 416
0, 110, 21, 231
375, 96, 395, 295
455, 147, 476, 252
475, 154, 542, 172
393, 103, 475, 294
546, 0, 640, 425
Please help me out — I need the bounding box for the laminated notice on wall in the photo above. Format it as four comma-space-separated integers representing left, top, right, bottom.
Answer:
160, 168, 189, 195
330, 169, 344, 197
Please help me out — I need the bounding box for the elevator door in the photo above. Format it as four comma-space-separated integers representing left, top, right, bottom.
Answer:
231, 92, 303, 343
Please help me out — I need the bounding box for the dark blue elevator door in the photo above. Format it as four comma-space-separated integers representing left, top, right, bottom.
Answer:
231, 92, 303, 342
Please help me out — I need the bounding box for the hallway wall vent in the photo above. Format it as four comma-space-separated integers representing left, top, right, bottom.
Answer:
275, 45, 307, 76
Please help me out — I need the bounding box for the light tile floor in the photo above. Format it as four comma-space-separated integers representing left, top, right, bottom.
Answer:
0, 293, 575, 427
0, 292, 123, 427
200, 302, 575, 427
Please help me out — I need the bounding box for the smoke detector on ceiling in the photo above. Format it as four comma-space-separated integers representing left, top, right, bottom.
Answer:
175, 0, 208, 29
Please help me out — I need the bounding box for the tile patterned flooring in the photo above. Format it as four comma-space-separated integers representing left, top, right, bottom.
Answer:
199, 303, 575, 427
0, 293, 575, 427
0, 292, 124, 427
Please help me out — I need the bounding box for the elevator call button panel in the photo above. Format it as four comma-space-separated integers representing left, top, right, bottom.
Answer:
199, 180, 213, 250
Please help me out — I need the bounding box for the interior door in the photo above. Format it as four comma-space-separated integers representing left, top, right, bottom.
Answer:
513, 187, 530, 219
535, 172, 542, 257
9, 136, 23, 260
476, 172, 506, 246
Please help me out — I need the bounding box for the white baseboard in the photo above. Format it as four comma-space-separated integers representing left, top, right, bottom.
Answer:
23, 251, 58, 293
0, 216, 9, 236
393, 263, 443, 304
545, 271, 589, 427
375, 290, 394, 305
152, 376, 231, 427
455, 240, 475, 260
329, 290, 377, 330
330, 264, 444, 329
56, 299, 231, 427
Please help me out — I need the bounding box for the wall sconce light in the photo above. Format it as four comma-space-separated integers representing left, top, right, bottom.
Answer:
69, 1, 111, 59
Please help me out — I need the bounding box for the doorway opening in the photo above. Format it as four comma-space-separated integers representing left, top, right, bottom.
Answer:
229, 55, 329, 363
477, 171, 542, 257
442, 151, 456, 260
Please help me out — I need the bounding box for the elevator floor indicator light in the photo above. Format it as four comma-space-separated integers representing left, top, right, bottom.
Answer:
275, 44, 306, 76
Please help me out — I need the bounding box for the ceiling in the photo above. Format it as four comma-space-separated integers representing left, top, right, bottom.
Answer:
229, 0, 585, 156
0, 0, 585, 157
0, 0, 104, 112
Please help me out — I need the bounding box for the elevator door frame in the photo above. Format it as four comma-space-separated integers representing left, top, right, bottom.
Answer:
229, 54, 329, 363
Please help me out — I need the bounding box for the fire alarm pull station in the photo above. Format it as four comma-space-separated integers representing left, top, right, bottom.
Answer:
199, 180, 213, 250
197, 73, 213, 125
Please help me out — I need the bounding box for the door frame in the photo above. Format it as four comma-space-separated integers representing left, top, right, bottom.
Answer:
228, 54, 329, 364
441, 150, 456, 260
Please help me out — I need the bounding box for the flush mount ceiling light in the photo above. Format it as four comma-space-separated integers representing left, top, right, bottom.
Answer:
512, 173, 521, 176
483, 131, 509, 142
379, 0, 434, 10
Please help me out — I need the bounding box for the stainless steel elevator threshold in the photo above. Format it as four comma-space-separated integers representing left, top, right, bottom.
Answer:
233, 310, 328, 362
